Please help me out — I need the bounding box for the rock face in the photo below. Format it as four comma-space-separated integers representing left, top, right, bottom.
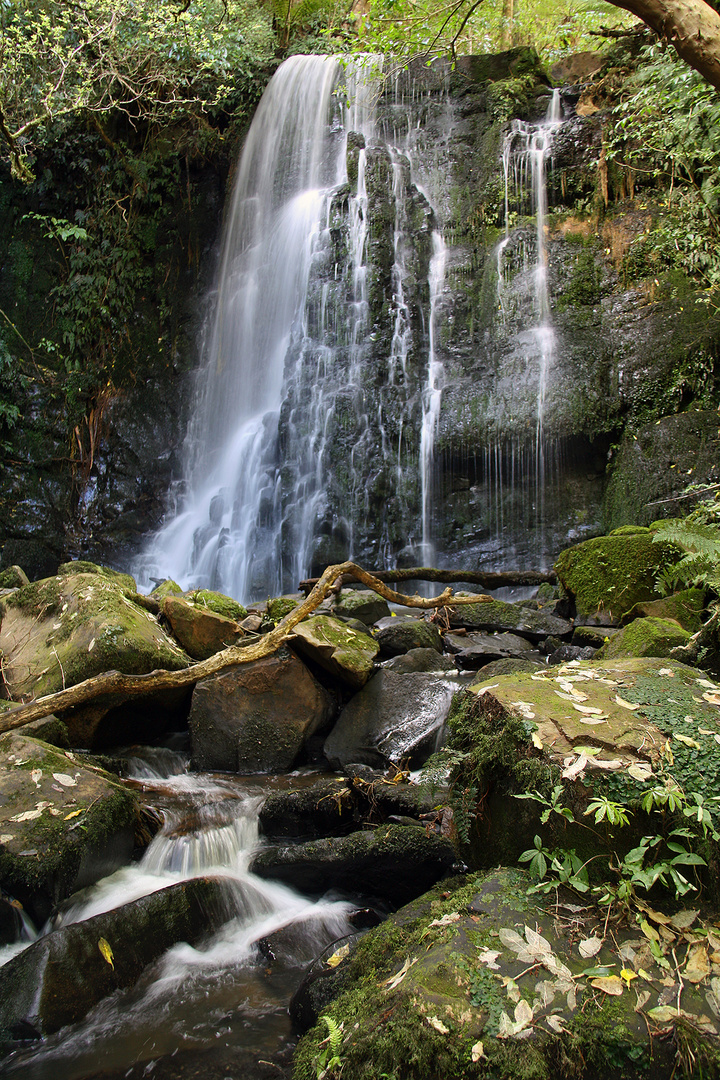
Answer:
323, 670, 460, 769
0, 876, 235, 1040
189, 646, 334, 772
0, 733, 138, 923
289, 615, 379, 689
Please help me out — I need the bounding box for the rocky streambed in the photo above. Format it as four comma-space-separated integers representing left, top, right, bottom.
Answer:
0, 525, 720, 1078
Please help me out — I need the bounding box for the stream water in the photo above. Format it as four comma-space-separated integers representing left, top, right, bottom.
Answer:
1, 751, 356, 1079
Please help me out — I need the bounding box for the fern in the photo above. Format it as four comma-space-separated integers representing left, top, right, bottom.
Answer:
653, 507, 720, 594
315, 1015, 344, 1079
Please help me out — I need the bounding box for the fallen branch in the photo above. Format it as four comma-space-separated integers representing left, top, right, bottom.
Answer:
298, 566, 556, 595
0, 561, 491, 735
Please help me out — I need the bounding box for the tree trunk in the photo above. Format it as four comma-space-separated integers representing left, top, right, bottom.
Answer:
298, 566, 556, 594
500, 0, 514, 49
610, 0, 720, 91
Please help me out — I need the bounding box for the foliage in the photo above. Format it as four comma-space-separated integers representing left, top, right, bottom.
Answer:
314, 1015, 344, 1079
608, 44, 720, 302
653, 493, 720, 594
0, 0, 275, 180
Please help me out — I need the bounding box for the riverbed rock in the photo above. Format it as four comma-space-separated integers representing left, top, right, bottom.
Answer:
57, 560, 137, 593
251, 824, 456, 904
293, 868, 719, 1080
0, 572, 192, 703
332, 589, 391, 625
189, 646, 334, 772
0, 733, 138, 924
554, 528, 680, 620
289, 615, 379, 689
186, 588, 247, 622
374, 615, 443, 657
620, 587, 705, 633
596, 616, 691, 660
323, 670, 460, 770
161, 595, 245, 660
0, 875, 236, 1042
444, 630, 538, 669
382, 648, 457, 673
446, 595, 572, 640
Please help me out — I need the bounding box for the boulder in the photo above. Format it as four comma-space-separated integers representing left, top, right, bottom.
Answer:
554, 528, 680, 620
446, 595, 572, 640
621, 587, 705, 634
290, 615, 379, 689
571, 624, 617, 648
332, 589, 391, 626
0, 733, 138, 924
0, 876, 235, 1040
189, 646, 334, 772
251, 824, 456, 904
444, 630, 538, 669
547, 644, 596, 664
474, 657, 545, 677
0, 566, 28, 590
382, 648, 457, 673
0, 572, 192, 703
161, 595, 245, 660
186, 589, 247, 622
324, 670, 460, 770
596, 616, 691, 660
57, 560, 137, 594
374, 615, 443, 657
149, 579, 184, 600
266, 595, 301, 622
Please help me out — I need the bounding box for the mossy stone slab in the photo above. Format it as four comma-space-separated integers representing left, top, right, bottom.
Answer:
597, 616, 691, 661
290, 615, 379, 689
162, 595, 245, 660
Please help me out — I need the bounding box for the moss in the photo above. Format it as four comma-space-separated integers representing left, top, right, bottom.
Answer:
267, 595, 300, 622
150, 579, 184, 600
56, 561, 136, 593
187, 589, 247, 621
596, 616, 691, 660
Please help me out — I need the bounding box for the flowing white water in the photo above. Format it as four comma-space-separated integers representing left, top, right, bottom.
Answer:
420, 232, 447, 565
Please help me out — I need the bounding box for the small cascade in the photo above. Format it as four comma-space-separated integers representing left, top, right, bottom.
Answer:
420, 232, 447, 564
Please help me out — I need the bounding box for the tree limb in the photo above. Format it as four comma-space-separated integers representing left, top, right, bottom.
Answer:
298, 566, 556, 594
0, 561, 491, 736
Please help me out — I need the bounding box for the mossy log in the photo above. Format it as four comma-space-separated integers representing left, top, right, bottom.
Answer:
0, 562, 491, 735
298, 566, 557, 595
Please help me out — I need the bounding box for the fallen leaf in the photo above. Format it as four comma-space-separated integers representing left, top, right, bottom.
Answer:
545, 1015, 565, 1034
578, 937, 603, 959
9, 809, 42, 822
428, 912, 461, 929
52, 773, 77, 787
638, 969, 654, 982
475, 684, 499, 696
685, 943, 711, 984
427, 1016, 449, 1034
0, 834, 14, 844
98, 937, 114, 969
590, 975, 624, 996
635, 990, 651, 1012
562, 753, 589, 780
64, 808, 85, 820
543, 954, 574, 981
524, 927, 552, 956
577, 717, 609, 725
503, 977, 522, 1003
498, 927, 527, 954
30, 769, 42, 786
380, 956, 417, 991
670, 909, 699, 931
699, 729, 716, 736
573, 703, 606, 715
512, 701, 536, 719
658, 668, 675, 677
514, 999, 534, 1031
470, 1041, 486, 1062
555, 690, 588, 703
592, 758, 623, 770
627, 762, 653, 781
615, 695, 640, 710
703, 691, 720, 707
326, 944, 350, 968
621, 968, 638, 987
674, 733, 701, 749
697, 679, 720, 690
478, 949, 501, 969
531, 731, 543, 750
639, 905, 672, 925
647, 1006, 678, 1023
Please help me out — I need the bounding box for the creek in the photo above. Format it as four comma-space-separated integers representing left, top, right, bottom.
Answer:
1, 750, 357, 1079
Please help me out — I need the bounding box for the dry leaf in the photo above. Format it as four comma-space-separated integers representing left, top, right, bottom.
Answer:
427, 1016, 449, 1034
478, 949, 501, 969
98, 937, 114, 969
562, 753, 589, 780
514, 999, 534, 1030
428, 912, 461, 929
52, 773, 77, 787
615, 695, 640, 711
475, 684, 499, 696
470, 1041, 486, 1062
577, 717, 609, 725
635, 990, 651, 1012
658, 669, 675, 677
545, 1015, 565, 1034
524, 927, 552, 956
674, 733, 701, 749
503, 977, 522, 1003
620, 969, 638, 986
627, 762, 653, 782
380, 956, 417, 990
590, 975, 624, 996
670, 910, 699, 931
64, 808, 84, 820
698, 679, 720, 690
498, 927, 527, 954
30, 769, 42, 786
512, 701, 536, 719
9, 809, 42, 822
531, 731, 543, 750
573, 703, 606, 715
578, 936, 603, 959
326, 944, 350, 968
647, 1006, 678, 1023
685, 943, 711, 984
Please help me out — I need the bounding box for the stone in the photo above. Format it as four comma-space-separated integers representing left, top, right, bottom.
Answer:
444, 630, 537, 669
251, 824, 456, 904
474, 657, 546, 677
374, 615, 443, 657
149, 579, 184, 600
161, 595, 245, 660
571, 625, 617, 648
266, 595, 301, 623
331, 589, 391, 626
0, 876, 235, 1040
547, 644, 596, 664
596, 616, 691, 661
554, 529, 680, 620
185, 589, 247, 622
56, 560, 137, 594
0, 566, 29, 590
189, 646, 334, 772
621, 588, 705, 634
382, 648, 456, 673
289, 615, 379, 689
446, 595, 572, 641
0, 733, 138, 925
323, 670, 460, 770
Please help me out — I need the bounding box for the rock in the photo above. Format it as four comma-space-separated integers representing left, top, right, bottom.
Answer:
289, 933, 358, 1032
186, 589, 247, 622
294, 868, 712, 1080
621, 588, 705, 634
251, 824, 456, 904
446, 595, 572, 640
240, 613, 263, 633
57, 560, 137, 594
22, 715, 69, 748
332, 589, 391, 625
554, 528, 680, 620
444, 630, 537, 669
0, 733, 138, 924
259, 777, 439, 840
290, 615, 379, 689
0, 572, 191, 702
149, 579, 184, 600
324, 670, 460, 770
571, 625, 617, 648
596, 616, 691, 660
474, 657, 546, 677
161, 595, 245, 660
0, 876, 235, 1040
189, 646, 334, 772
547, 644, 596, 664
266, 595, 301, 622
382, 648, 457, 673
0, 566, 28, 590
374, 616, 443, 657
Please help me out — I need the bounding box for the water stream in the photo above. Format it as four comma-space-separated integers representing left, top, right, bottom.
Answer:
1, 752, 355, 1079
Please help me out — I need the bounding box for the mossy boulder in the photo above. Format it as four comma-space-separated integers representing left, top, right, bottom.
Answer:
0, 572, 191, 704
446, 595, 572, 641
332, 589, 391, 626
161, 595, 245, 660
293, 869, 720, 1080
290, 615, 379, 690
0, 875, 236, 1041
0, 733, 137, 924
186, 588, 247, 622
596, 616, 692, 660
266, 595, 301, 623
374, 615, 443, 657
149, 578, 184, 600
56, 560, 137, 594
188, 646, 334, 772
621, 588, 705, 634
0, 566, 28, 590
554, 530, 680, 620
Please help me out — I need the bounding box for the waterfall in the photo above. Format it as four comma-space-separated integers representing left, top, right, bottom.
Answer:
420, 232, 447, 565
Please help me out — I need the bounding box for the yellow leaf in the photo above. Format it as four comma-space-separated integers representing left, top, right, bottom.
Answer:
531, 731, 543, 750
326, 943, 350, 968
615, 695, 640, 711
590, 975, 624, 996
98, 938, 114, 969
674, 732, 700, 749
620, 968, 637, 986
64, 809, 84, 820
640, 919, 660, 942
638, 969, 654, 982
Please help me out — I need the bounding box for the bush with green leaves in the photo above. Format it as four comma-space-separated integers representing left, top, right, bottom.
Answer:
653, 493, 720, 595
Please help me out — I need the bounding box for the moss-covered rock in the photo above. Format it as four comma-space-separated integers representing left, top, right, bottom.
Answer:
332, 589, 391, 626
149, 579, 184, 600
186, 588, 247, 622
56, 560, 137, 593
621, 588, 705, 634
266, 595, 301, 623
554, 530, 680, 619
290, 615, 379, 690
0, 733, 138, 923
0, 566, 28, 590
447, 596, 572, 640
293, 868, 720, 1080
374, 615, 443, 657
161, 595, 245, 660
597, 616, 692, 660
